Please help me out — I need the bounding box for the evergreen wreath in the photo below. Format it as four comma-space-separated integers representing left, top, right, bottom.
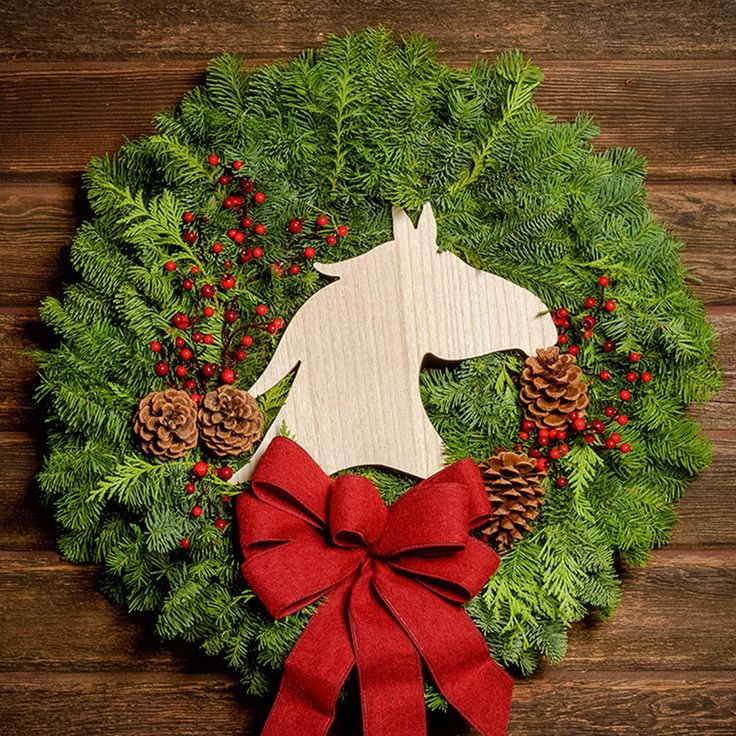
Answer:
35, 28, 721, 702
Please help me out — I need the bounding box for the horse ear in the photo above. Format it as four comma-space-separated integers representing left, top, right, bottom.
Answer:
391, 206, 414, 238
416, 202, 437, 243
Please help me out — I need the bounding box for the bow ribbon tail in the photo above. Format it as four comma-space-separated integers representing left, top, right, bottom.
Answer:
348, 561, 426, 736
375, 565, 514, 736
262, 579, 355, 736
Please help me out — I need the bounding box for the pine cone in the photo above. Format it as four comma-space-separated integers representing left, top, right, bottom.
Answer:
133, 389, 198, 460
519, 346, 589, 429
479, 451, 546, 554
198, 385, 263, 457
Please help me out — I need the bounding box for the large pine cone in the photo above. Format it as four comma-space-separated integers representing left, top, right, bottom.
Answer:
479, 451, 546, 554
519, 346, 589, 429
198, 385, 263, 457
133, 389, 198, 460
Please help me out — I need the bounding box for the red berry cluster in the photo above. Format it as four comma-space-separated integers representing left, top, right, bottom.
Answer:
180, 460, 233, 547
514, 275, 652, 487
152, 157, 349, 399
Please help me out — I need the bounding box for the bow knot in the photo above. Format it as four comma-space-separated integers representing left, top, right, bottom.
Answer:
237, 436, 513, 736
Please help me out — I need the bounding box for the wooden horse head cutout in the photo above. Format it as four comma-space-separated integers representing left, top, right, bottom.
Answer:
232, 203, 557, 483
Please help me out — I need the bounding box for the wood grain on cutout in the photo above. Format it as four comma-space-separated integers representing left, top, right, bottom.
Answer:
232, 204, 556, 481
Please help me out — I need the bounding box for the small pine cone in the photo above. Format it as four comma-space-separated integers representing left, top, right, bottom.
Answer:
479, 451, 545, 554
519, 346, 589, 429
133, 389, 198, 460
198, 385, 263, 457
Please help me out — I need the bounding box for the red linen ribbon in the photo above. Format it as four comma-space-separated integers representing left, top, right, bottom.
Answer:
237, 436, 514, 736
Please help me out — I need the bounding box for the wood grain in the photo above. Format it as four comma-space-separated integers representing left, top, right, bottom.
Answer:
1, 0, 735, 61
1, 61, 735, 180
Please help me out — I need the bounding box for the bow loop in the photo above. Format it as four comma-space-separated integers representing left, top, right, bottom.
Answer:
329, 475, 388, 548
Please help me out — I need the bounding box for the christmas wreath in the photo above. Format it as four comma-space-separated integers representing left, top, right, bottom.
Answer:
36, 27, 720, 712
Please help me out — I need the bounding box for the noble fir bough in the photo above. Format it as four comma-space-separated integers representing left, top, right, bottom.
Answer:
35, 28, 720, 697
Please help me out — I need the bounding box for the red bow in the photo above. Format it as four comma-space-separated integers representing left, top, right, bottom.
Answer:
237, 436, 513, 736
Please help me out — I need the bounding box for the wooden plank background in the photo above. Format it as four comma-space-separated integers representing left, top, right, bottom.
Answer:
1, 2, 734, 734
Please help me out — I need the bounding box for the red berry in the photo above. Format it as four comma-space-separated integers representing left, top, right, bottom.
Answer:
605, 438, 617, 449
557, 307, 569, 319
592, 420, 605, 433
182, 230, 197, 244
219, 466, 233, 481
529, 447, 541, 458
241, 335, 253, 347
191, 393, 201, 403
317, 215, 329, 227
165, 260, 177, 271
641, 372, 652, 383
208, 154, 220, 166
183, 212, 195, 223
182, 278, 194, 291
181, 537, 191, 549
569, 411, 579, 421
252, 247, 264, 258
626, 372, 637, 382
155, 361, 169, 376
519, 431, 529, 441
193, 461, 208, 477
559, 444, 570, 455
581, 315, 596, 330
254, 223, 266, 235
235, 349, 247, 361
254, 192, 265, 203
289, 218, 304, 234
192, 332, 203, 343
326, 235, 337, 246
192, 505, 203, 517
599, 276, 609, 287
184, 378, 196, 389
273, 317, 284, 329
219, 174, 232, 186
304, 247, 316, 259
256, 304, 268, 316
202, 363, 217, 377
539, 428, 549, 438
583, 330, 593, 339
267, 323, 278, 334
204, 306, 215, 317
549, 448, 561, 460
573, 418, 587, 432
175, 365, 187, 377
617, 415, 629, 426
223, 196, 237, 209
233, 160, 243, 170
536, 457, 548, 471
620, 443, 632, 453
289, 264, 301, 275
190, 265, 200, 275
151, 341, 161, 353
585, 434, 596, 444
215, 518, 227, 530
585, 297, 596, 308
203, 334, 214, 345
522, 420, 535, 431
630, 352, 640, 362
568, 345, 579, 356
242, 216, 253, 228
337, 225, 348, 237
233, 231, 245, 244
600, 370, 611, 381
221, 368, 236, 384
604, 300, 616, 312
227, 228, 237, 239
222, 496, 230, 504
604, 406, 616, 417
213, 242, 223, 254
185, 483, 196, 494
558, 334, 568, 345
174, 337, 185, 349
180, 348, 193, 360
611, 432, 622, 443
225, 309, 237, 323
602, 340, 615, 352
221, 275, 235, 290
555, 477, 567, 488
619, 389, 631, 401
201, 284, 215, 298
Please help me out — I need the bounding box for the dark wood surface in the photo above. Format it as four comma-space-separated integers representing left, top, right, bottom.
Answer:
1, 3, 734, 734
